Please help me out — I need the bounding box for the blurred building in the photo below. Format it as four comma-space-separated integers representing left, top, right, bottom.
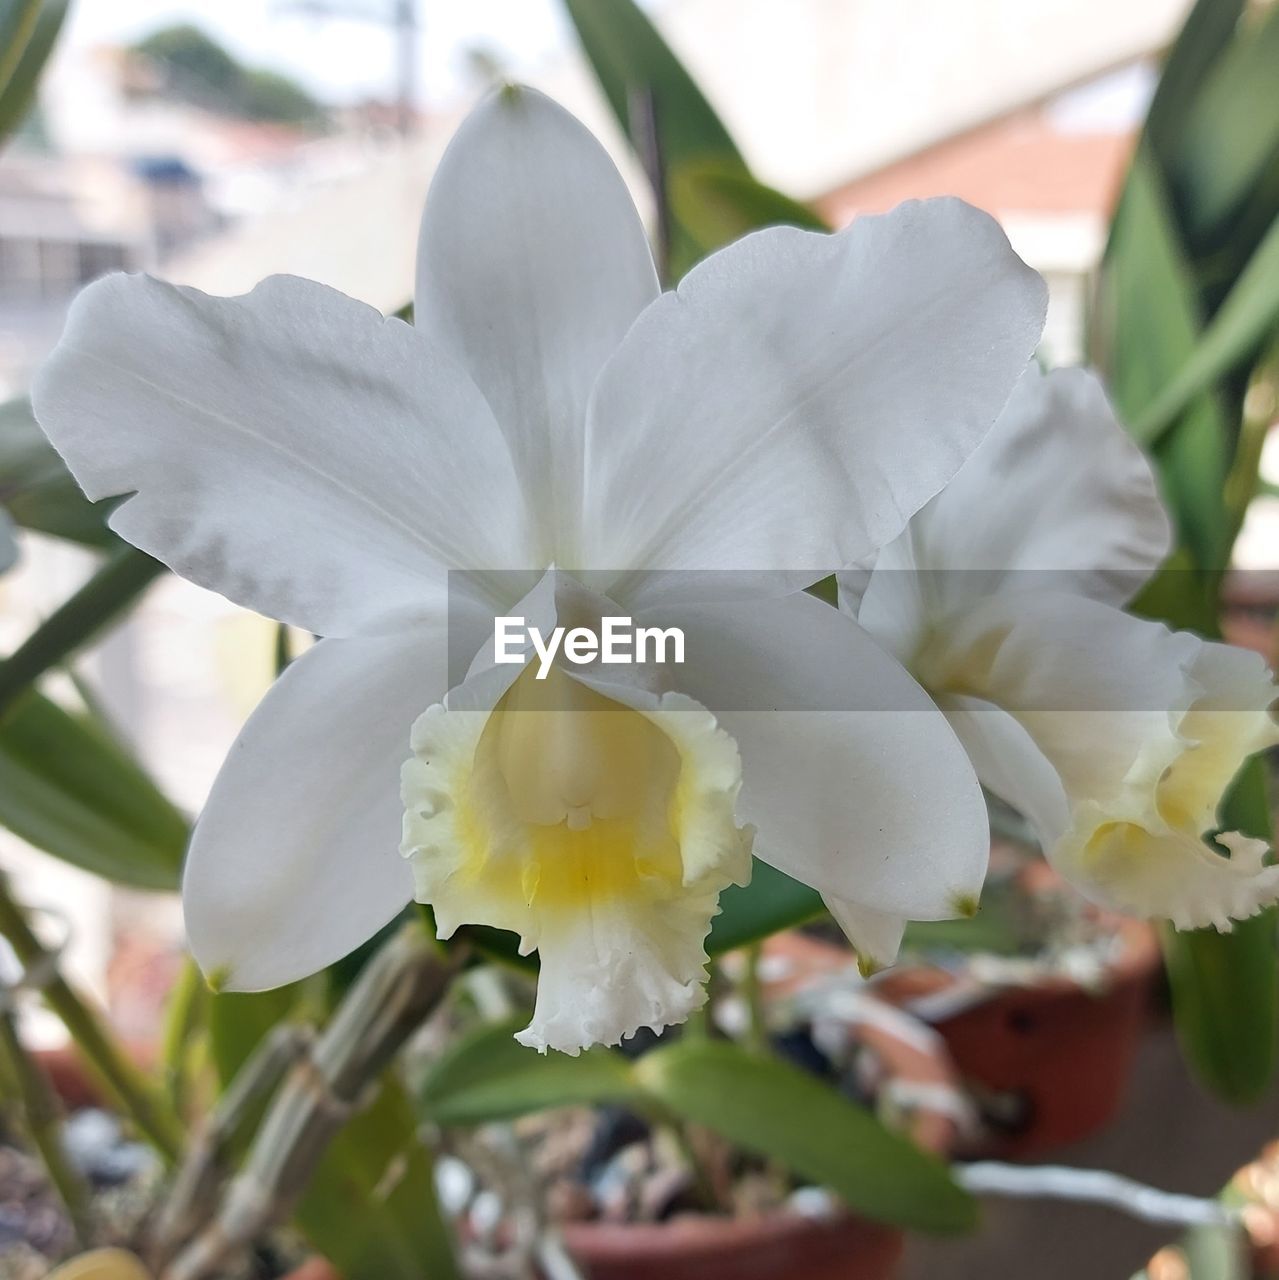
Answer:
816, 65, 1152, 365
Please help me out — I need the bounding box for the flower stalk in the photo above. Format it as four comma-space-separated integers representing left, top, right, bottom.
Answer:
0, 873, 183, 1162
0, 990, 94, 1248
155, 919, 463, 1280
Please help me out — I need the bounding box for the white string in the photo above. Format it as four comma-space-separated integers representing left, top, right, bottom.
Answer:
957, 1161, 1241, 1229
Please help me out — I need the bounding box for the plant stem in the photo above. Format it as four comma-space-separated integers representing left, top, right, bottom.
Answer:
160, 956, 208, 1120
742, 941, 768, 1055
0, 547, 164, 714
0, 874, 183, 1162
0, 996, 94, 1247
158, 920, 463, 1280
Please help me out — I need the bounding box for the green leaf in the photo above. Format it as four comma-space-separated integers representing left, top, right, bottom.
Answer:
1143, 0, 1245, 174
420, 1016, 640, 1125
635, 1039, 975, 1233
0, 548, 165, 714
0, 398, 120, 548
707, 859, 823, 955
300, 1079, 460, 1280
424, 1022, 973, 1233
1100, 147, 1232, 570
1132, 213, 1279, 442
1173, 4, 1279, 239
0, 0, 69, 142
561, 0, 745, 276
1160, 759, 1277, 1104
208, 985, 304, 1084
0, 689, 188, 890
669, 161, 828, 253
0, 1, 44, 80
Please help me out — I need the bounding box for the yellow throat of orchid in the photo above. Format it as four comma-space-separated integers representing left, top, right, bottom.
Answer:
401, 663, 752, 1053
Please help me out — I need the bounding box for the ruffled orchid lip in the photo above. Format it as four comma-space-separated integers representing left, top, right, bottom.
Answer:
401, 657, 753, 1054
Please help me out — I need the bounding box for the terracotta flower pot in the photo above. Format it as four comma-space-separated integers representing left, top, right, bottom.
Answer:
35, 1042, 157, 1111
875, 916, 1160, 1157
552, 990, 960, 1280
281, 1262, 342, 1280
558, 1208, 903, 1280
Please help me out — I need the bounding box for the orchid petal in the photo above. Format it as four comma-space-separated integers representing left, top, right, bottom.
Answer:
33, 274, 531, 635
650, 591, 990, 919
855, 365, 1172, 662
821, 896, 907, 974
581, 198, 1046, 601
415, 87, 659, 564
184, 626, 460, 990
936, 692, 1071, 852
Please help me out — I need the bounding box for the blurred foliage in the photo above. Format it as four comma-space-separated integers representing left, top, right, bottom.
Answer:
0, 0, 69, 143
0, 688, 188, 891
133, 23, 328, 127
422, 1016, 976, 1234
0, 397, 121, 548
561, 0, 824, 277
1093, 0, 1279, 1105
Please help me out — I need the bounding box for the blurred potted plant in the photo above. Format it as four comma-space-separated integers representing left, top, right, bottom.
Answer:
868, 844, 1160, 1157
409, 969, 968, 1280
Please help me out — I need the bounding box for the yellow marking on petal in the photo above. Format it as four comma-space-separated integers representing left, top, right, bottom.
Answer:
950, 890, 980, 919
1063, 811, 1279, 931
401, 664, 752, 1052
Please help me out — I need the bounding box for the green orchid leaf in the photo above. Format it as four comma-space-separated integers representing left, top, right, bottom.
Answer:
420, 1015, 640, 1125
0, 547, 165, 713
424, 1021, 972, 1233
0, 0, 69, 142
635, 1038, 976, 1233
0, 688, 188, 890
1173, 4, 1279, 240
1142, 0, 1245, 174
300, 1079, 460, 1280
0, 1, 45, 80
0, 397, 120, 548
1132, 213, 1279, 442
1100, 147, 1232, 571
669, 160, 829, 253
208, 985, 304, 1085
1161, 758, 1277, 1105
561, 0, 745, 276
707, 859, 824, 955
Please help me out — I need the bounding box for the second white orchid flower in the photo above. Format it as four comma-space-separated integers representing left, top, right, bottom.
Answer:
839, 365, 1279, 969
32, 88, 1046, 1052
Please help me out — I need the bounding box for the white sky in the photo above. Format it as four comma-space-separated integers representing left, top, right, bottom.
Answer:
64, 0, 585, 109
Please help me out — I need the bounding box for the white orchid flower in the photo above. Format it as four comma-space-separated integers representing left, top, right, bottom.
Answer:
32, 88, 1046, 1053
839, 364, 1279, 970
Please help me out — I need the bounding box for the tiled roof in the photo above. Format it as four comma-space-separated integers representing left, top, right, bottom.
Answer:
818, 108, 1135, 224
